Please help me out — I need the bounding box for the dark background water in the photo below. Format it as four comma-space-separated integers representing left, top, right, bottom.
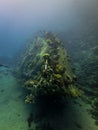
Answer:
0, 0, 98, 62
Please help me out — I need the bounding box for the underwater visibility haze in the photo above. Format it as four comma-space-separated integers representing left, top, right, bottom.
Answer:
0, 0, 98, 130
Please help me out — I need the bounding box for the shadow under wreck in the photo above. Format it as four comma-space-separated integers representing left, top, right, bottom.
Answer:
16, 31, 82, 130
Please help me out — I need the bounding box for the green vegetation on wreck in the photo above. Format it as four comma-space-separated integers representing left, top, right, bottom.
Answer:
17, 31, 82, 103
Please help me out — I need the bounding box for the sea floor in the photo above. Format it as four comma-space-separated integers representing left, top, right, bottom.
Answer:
0, 67, 98, 130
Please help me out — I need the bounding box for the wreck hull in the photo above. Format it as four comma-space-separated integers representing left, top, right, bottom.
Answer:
17, 32, 81, 103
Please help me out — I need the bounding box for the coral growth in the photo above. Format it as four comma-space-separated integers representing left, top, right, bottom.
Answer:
16, 31, 82, 104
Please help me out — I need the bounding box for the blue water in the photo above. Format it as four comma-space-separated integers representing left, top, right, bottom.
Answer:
0, 0, 97, 58
0, 0, 98, 130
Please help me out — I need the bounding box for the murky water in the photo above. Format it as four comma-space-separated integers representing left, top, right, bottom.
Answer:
0, 0, 98, 130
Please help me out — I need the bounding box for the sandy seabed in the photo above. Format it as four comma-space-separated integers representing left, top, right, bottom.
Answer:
0, 69, 98, 130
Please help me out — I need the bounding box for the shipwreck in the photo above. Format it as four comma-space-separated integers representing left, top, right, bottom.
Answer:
16, 32, 82, 104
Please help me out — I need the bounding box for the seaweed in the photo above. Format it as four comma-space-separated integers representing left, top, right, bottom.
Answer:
16, 31, 82, 104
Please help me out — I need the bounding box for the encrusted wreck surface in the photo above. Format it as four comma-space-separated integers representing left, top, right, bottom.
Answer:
16, 32, 81, 103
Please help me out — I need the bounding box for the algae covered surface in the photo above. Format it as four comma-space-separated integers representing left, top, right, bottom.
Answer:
16, 32, 81, 105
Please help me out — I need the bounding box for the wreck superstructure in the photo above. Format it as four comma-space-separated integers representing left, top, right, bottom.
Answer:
16, 32, 81, 103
